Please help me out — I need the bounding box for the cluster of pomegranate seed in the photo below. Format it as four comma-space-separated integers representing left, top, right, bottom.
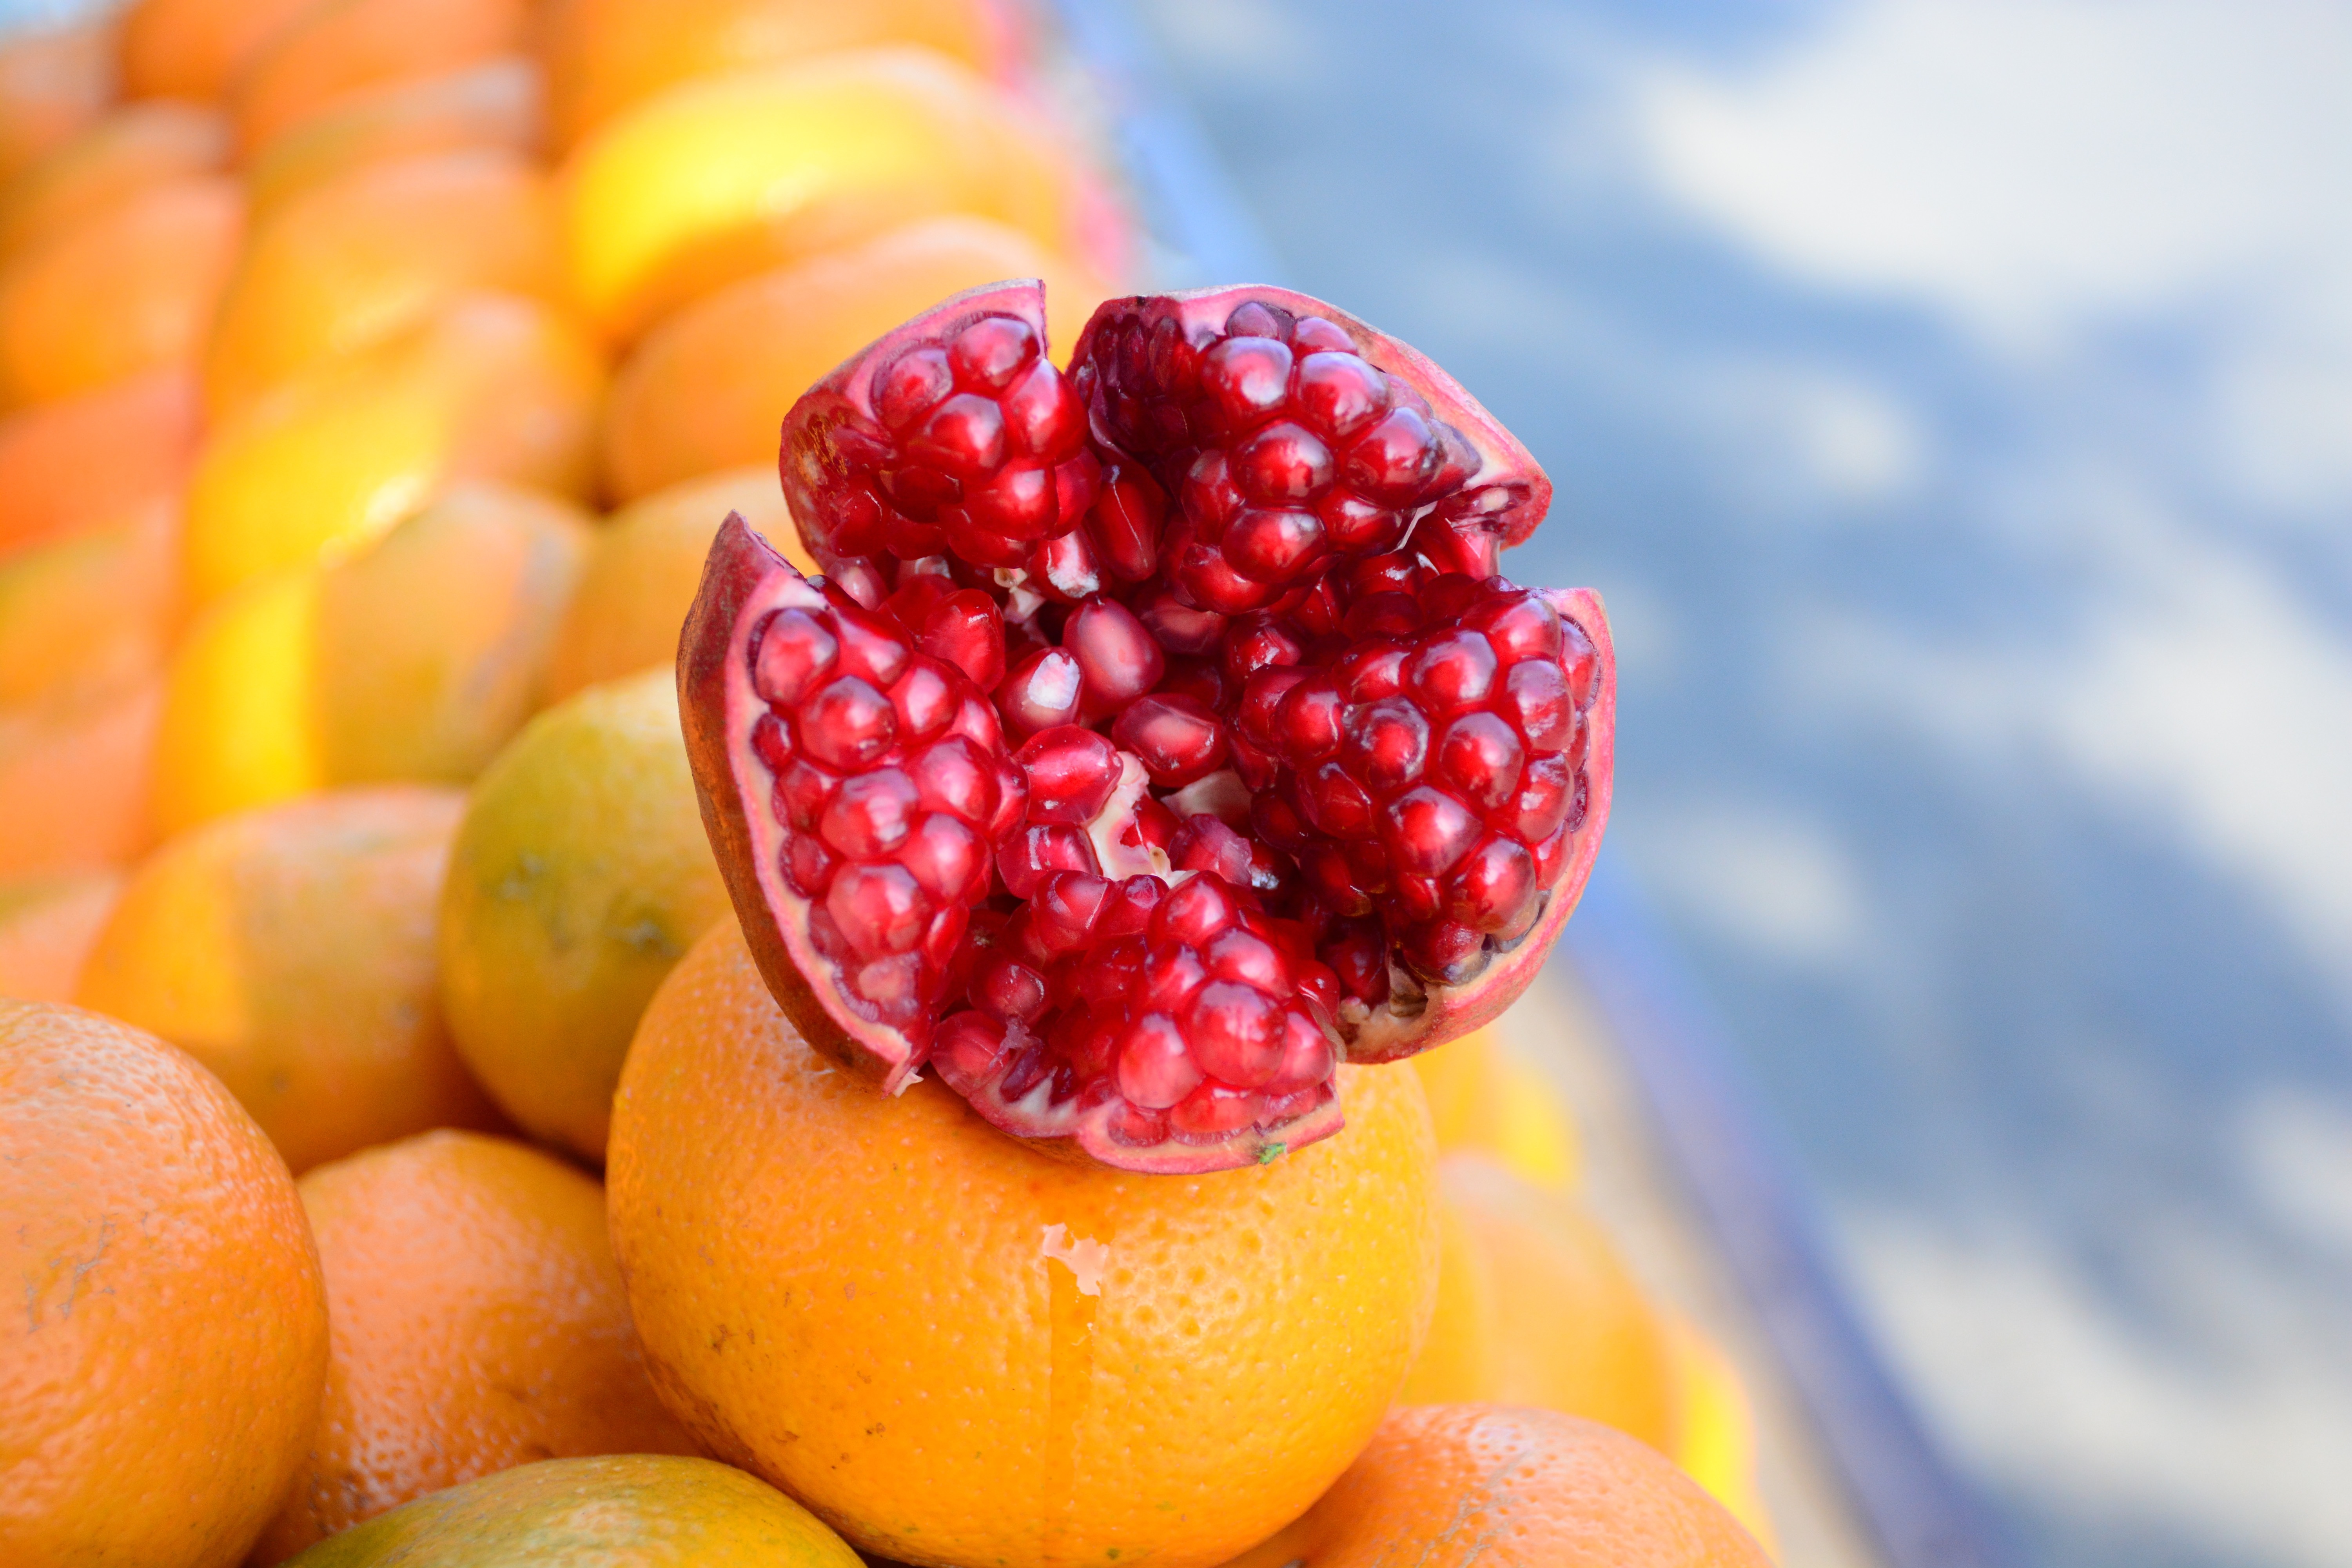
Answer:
692, 281, 1611, 1172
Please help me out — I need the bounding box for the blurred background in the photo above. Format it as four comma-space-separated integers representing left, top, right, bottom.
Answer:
1111, 2, 2352, 1566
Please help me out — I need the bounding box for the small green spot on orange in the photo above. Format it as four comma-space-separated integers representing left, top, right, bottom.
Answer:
1257, 1142, 1287, 1164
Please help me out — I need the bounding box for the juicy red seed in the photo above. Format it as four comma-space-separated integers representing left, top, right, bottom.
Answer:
1174, 540, 1279, 613
1304, 762, 1377, 840
1224, 508, 1327, 584
1299, 842, 1370, 915
908, 392, 1007, 480
1136, 942, 1208, 1014
1408, 630, 1499, 715
849, 952, 925, 1016
1100, 875, 1165, 937
969, 460, 1062, 541
782, 833, 837, 897
1342, 406, 1439, 505
797, 677, 896, 769
1015, 725, 1120, 824
950, 314, 1038, 391
1382, 786, 1482, 876
751, 711, 793, 773
1001, 357, 1085, 457
1341, 699, 1429, 791
997, 822, 1100, 898
1200, 336, 1294, 428
886, 572, 955, 628
918, 590, 1005, 692
1465, 590, 1562, 665
752, 608, 838, 706
1240, 666, 1310, 748
900, 812, 989, 902
939, 510, 1026, 567
1205, 926, 1289, 991
880, 461, 961, 519
1064, 595, 1166, 711
1422, 573, 1486, 623
998, 1043, 1050, 1102
829, 604, 912, 688
1180, 452, 1245, 540
1292, 315, 1350, 352
1561, 617, 1599, 708
1273, 675, 1344, 759
1536, 817, 1572, 883
1031, 527, 1101, 602
1134, 587, 1227, 655
1187, 980, 1284, 1088
935, 1009, 1010, 1078
1266, 1008, 1336, 1094
1435, 710, 1526, 813
820, 769, 920, 857
1317, 492, 1405, 554
1112, 694, 1229, 788
827, 863, 929, 956
1402, 920, 1488, 985
1392, 874, 1442, 924
1341, 592, 1422, 642
1087, 465, 1165, 583
1224, 615, 1305, 683
971, 954, 1047, 1022
875, 344, 953, 432
1127, 794, 1179, 854
1232, 421, 1334, 505
1117, 1013, 1201, 1109
904, 736, 1001, 827
1169, 814, 1254, 886
1170, 1082, 1260, 1137
1159, 657, 1228, 708
1444, 833, 1537, 933
776, 758, 839, 830
1152, 873, 1240, 947
1225, 300, 1291, 340
996, 647, 1083, 737
1290, 351, 1388, 441
1336, 642, 1410, 702
1250, 790, 1311, 852
822, 558, 890, 610
1032, 871, 1113, 954
889, 662, 957, 742
1499, 658, 1575, 752
1322, 922, 1389, 1004
1055, 451, 1103, 523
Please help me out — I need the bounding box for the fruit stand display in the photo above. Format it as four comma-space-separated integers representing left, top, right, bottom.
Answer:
0, 2, 1996, 1565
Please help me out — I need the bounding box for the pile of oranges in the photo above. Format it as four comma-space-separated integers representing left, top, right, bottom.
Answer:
0, 3, 1777, 1564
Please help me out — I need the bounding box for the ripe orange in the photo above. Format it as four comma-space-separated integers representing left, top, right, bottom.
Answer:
0, 175, 245, 410
601, 216, 1111, 502
232, 0, 532, 154
0, 367, 200, 556
0, 495, 179, 719
0, 870, 121, 1000
1664, 1316, 1778, 1556
249, 1131, 697, 1564
1409, 1022, 1582, 1189
275, 1455, 860, 1568
74, 786, 505, 1173
243, 58, 544, 220
0, 675, 159, 878
118, 0, 316, 103
0, 21, 114, 186
0, 100, 229, 261
543, 467, 807, 702
0, 1000, 329, 1568
610, 918, 1443, 1568
1221, 1405, 1770, 1568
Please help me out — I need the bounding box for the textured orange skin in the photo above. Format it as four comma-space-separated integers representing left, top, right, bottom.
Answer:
0, 674, 159, 877
249, 1131, 698, 1564
0, 176, 244, 411
601, 216, 1109, 502
610, 920, 1443, 1568
0, 1001, 329, 1568
0, 368, 200, 556
0, 101, 229, 261
1221, 1405, 1770, 1568
204, 148, 564, 419
74, 786, 505, 1173
0, 22, 114, 187
232, 0, 532, 154
118, 0, 316, 103
243, 58, 544, 220
0, 870, 122, 1000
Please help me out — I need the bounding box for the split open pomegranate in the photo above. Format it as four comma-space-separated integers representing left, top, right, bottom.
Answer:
681, 281, 1613, 1172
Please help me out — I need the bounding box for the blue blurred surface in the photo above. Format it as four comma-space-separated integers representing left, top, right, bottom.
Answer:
1119, 3, 2352, 1566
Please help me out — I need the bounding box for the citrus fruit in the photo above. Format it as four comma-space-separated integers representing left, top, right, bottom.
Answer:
601, 216, 1111, 502
0, 496, 178, 718
249, 1131, 696, 1564
0, 1000, 329, 1568
0, 870, 120, 1000
1221, 1405, 1770, 1568
608, 916, 1442, 1568
118, 0, 316, 103
0, 367, 199, 556
1410, 1021, 1582, 1189
0, 676, 159, 878
557, 47, 1087, 341
0, 100, 229, 261
151, 569, 323, 833
543, 466, 807, 702
232, 0, 532, 154
278, 1455, 860, 1568
1664, 1315, 1777, 1555
438, 666, 728, 1163
75, 786, 504, 1173
0, 20, 114, 186
243, 58, 544, 220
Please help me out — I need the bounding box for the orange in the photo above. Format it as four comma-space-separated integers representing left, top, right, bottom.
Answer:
204, 148, 564, 419
438, 668, 729, 1163
1664, 1316, 1778, 1556
182, 290, 605, 608
544, 466, 806, 701
1221, 1405, 1769, 1568
0, 675, 160, 878
149, 569, 326, 833
233, 0, 531, 153
0, 367, 200, 556
603, 216, 1111, 501
0, 1000, 329, 1568
1409, 1022, 1583, 1190
1397, 1154, 1678, 1452
249, 1131, 697, 1563
0, 496, 179, 718
0, 100, 229, 260
243, 58, 544, 220
540, 0, 1007, 152
0, 174, 244, 410
0, 870, 121, 1000
278, 1454, 860, 1568
118, 0, 316, 103
0, 21, 114, 186
559, 47, 1089, 342
74, 786, 505, 1173
610, 919, 1442, 1568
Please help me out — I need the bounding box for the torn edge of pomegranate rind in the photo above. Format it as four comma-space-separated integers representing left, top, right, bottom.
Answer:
677, 512, 925, 1091
1341, 585, 1615, 1065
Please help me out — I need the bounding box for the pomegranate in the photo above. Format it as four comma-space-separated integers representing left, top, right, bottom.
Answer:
681, 281, 1612, 1172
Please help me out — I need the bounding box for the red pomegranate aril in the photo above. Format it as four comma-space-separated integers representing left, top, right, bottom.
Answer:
950, 314, 1038, 390
1232, 421, 1334, 504
1179, 452, 1245, 542
1112, 693, 1228, 787
967, 461, 1058, 540
1123, 796, 1180, 857
1174, 535, 1280, 613
1382, 786, 1481, 876
782, 834, 837, 897
996, 646, 1083, 737
1463, 588, 1561, 664
1291, 351, 1388, 440
902, 735, 1005, 826
971, 952, 1047, 1021
1443, 833, 1536, 932
1135, 940, 1208, 1015
819, 769, 920, 857
797, 678, 895, 769
1345, 550, 1425, 599
1171, 1082, 1260, 1138
828, 862, 930, 956
1064, 594, 1166, 713
1304, 762, 1377, 840
906, 392, 1007, 481
776, 758, 840, 831
1225, 507, 1327, 583
1319, 920, 1388, 1005
998, 822, 1099, 898
1408, 630, 1499, 715
1341, 407, 1439, 505
1402, 919, 1486, 985
1031, 871, 1113, 953
1499, 658, 1574, 752
1316, 492, 1406, 554
1014, 725, 1119, 824
1272, 674, 1344, 758
1200, 336, 1293, 428
1391, 873, 1442, 924
751, 711, 792, 772
1225, 300, 1290, 339
1204, 926, 1289, 991
1031, 528, 1102, 603
1116, 1013, 1200, 1109
1099, 874, 1164, 936
1267, 1008, 1336, 1093
753, 609, 839, 705
1134, 586, 1226, 655
1560, 616, 1599, 706
1421, 573, 1486, 624
899, 812, 989, 902
888, 661, 958, 742
875, 345, 954, 431
918, 590, 1006, 691
1169, 813, 1254, 886
1188, 981, 1285, 1088
1087, 464, 1166, 582
1152, 872, 1240, 948
1434, 711, 1525, 812
1341, 699, 1428, 792
826, 604, 911, 688
1336, 642, 1410, 702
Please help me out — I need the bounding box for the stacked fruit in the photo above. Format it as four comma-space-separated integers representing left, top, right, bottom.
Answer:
2, 2, 1774, 1564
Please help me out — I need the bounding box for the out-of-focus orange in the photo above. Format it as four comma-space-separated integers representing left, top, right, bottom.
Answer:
1221, 1405, 1770, 1568
0, 21, 114, 186
248, 1131, 696, 1564
559, 47, 1088, 342
0, 100, 228, 260
1410, 1022, 1583, 1190
0, 870, 121, 1000
0, 175, 243, 410
544, 467, 804, 701
0, 676, 159, 878
539, 0, 1006, 152
118, 0, 315, 103
232, 0, 531, 153
1665, 1315, 1779, 1557
0, 496, 178, 717
610, 919, 1442, 1568
204, 148, 564, 419
602, 216, 1109, 501
0, 368, 200, 556
243, 58, 543, 219
151, 569, 323, 834
74, 786, 506, 1174
183, 290, 604, 609
0, 1000, 330, 1568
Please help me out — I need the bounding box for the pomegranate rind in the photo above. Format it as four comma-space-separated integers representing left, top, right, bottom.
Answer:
679, 512, 916, 1086
1342, 586, 1615, 1062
